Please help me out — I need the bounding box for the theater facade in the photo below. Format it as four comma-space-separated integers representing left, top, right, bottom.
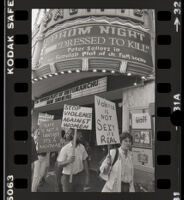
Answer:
32, 9, 155, 191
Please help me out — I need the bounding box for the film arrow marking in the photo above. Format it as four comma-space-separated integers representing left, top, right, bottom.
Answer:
174, 17, 180, 32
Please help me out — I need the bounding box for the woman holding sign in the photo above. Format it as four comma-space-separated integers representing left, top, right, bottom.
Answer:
100, 132, 135, 192
57, 129, 89, 192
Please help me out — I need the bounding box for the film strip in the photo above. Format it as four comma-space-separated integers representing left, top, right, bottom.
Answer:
4, 0, 183, 200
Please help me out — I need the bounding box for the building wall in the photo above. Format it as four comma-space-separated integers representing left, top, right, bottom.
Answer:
122, 81, 155, 132
122, 80, 155, 190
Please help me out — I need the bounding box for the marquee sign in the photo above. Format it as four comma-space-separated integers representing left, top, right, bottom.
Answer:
34, 77, 107, 108
40, 23, 153, 69
42, 9, 145, 31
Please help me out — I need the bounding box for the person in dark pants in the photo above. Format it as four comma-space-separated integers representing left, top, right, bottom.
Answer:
31, 136, 38, 172
55, 130, 71, 192
55, 159, 63, 192
57, 129, 89, 192
100, 132, 135, 192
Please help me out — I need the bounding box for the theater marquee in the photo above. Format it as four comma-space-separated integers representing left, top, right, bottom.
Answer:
34, 77, 107, 108
40, 24, 153, 69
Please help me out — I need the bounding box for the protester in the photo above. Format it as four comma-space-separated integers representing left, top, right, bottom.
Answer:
39, 152, 50, 186
55, 130, 70, 192
31, 128, 50, 192
31, 133, 38, 176
100, 132, 135, 192
57, 129, 89, 192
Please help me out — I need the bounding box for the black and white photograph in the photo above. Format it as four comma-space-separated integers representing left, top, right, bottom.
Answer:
31, 9, 155, 192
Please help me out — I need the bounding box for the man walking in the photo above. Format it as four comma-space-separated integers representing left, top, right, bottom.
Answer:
57, 129, 89, 192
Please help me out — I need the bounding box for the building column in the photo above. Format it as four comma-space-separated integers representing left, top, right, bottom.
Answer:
144, 10, 155, 70
32, 22, 45, 69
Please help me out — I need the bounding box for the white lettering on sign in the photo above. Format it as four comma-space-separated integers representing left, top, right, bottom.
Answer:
40, 23, 152, 68
132, 113, 151, 129
34, 77, 107, 108
61, 104, 92, 130
38, 120, 62, 153
38, 113, 54, 125
95, 96, 120, 145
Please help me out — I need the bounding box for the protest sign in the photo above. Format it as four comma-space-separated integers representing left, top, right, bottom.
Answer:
61, 104, 92, 182
37, 112, 54, 125
37, 120, 62, 153
61, 104, 92, 130
95, 96, 120, 145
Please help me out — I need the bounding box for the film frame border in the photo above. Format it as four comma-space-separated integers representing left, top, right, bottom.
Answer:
4, 0, 182, 200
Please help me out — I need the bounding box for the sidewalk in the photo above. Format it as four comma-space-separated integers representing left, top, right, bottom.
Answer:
37, 169, 154, 192
38, 170, 104, 192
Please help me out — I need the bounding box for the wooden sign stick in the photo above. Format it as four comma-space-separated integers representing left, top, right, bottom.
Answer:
69, 129, 77, 183
107, 145, 110, 156
107, 144, 112, 179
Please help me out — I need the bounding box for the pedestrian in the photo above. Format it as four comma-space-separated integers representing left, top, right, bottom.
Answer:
55, 130, 70, 192
57, 129, 89, 192
99, 132, 135, 192
31, 128, 50, 192
39, 152, 50, 186
31, 134, 38, 176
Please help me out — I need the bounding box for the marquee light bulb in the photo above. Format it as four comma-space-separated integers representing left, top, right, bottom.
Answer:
111, 70, 115, 73
54, 73, 58, 75
102, 69, 106, 73
49, 74, 53, 77
68, 70, 72, 73
60, 71, 64, 74
93, 69, 97, 72
76, 69, 80, 73
127, 72, 132, 76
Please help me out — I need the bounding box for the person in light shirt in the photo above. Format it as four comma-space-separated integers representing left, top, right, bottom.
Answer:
100, 132, 135, 192
31, 127, 50, 192
57, 129, 89, 192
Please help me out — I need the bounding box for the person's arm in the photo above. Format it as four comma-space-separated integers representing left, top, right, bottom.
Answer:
100, 149, 116, 175
102, 155, 112, 174
57, 156, 75, 167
